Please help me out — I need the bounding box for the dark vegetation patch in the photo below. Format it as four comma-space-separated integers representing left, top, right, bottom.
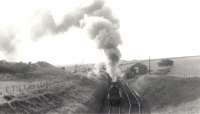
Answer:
0, 60, 70, 81
124, 63, 148, 79
0, 92, 64, 114
3, 95, 15, 101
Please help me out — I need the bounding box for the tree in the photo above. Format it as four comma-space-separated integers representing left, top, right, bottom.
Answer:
124, 63, 148, 79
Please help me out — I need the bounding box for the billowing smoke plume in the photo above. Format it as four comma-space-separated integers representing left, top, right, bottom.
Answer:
31, 0, 118, 39
80, 1, 122, 81
30, 0, 122, 81
81, 16, 121, 81
0, 29, 16, 55
0, 0, 122, 72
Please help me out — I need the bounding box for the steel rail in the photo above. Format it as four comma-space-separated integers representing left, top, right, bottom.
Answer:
125, 82, 142, 114
107, 82, 132, 114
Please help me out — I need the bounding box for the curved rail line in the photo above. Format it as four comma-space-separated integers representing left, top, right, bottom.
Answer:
125, 82, 142, 114
107, 81, 142, 114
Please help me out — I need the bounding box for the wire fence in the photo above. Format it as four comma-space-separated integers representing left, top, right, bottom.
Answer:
0, 79, 68, 96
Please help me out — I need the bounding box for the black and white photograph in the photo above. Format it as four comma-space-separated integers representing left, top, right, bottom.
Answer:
0, 0, 200, 114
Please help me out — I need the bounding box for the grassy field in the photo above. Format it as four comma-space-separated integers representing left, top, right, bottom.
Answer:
126, 55, 200, 114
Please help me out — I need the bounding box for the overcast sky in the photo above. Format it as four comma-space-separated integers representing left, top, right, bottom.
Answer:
0, 0, 200, 65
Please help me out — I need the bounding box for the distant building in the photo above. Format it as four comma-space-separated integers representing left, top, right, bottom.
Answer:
158, 59, 174, 67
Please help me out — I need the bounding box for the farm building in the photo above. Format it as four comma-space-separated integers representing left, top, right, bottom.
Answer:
158, 59, 174, 67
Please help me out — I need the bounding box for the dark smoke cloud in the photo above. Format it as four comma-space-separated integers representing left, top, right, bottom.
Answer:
81, 16, 122, 80
56, 0, 108, 32
81, 0, 104, 14
0, 29, 16, 55
104, 48, 121, 65
79, 1, 122, 81
31, 0, 118, 39
90, 5, 119, 25
82, 17, 121, 49
56, 11, 83, 33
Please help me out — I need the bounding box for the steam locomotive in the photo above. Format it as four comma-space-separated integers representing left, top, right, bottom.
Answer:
107, 81, 122, 106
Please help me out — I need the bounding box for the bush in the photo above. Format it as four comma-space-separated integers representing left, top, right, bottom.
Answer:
124, 63, 148, 79
0, 62, 31, 74
158, 59, 174, 67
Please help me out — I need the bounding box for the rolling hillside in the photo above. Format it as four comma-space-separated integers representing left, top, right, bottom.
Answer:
126, 55, 200, 114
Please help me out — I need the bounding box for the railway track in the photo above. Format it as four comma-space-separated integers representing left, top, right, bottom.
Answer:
121, 81, 142, 114
101, 81, 144, 114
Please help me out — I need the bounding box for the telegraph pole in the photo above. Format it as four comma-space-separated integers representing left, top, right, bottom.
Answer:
149, 56, 151, 74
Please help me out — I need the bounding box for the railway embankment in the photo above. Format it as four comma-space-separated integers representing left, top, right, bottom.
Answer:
0, 74, 111, 114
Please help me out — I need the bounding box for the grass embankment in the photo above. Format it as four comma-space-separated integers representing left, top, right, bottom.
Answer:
0, 74, 110, 114
0, 61, 110, 114
128, 75, 200, 114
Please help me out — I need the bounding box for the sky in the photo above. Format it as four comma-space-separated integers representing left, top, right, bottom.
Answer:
0, 0, 200, 65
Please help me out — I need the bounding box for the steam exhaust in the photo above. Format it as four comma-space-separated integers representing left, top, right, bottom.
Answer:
81, 14, 121, 82
31, 0, 123, 81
